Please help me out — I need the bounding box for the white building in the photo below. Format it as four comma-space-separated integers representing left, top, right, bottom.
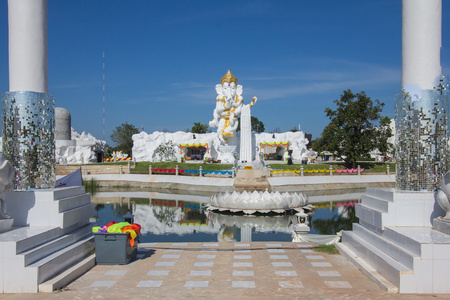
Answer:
132, 130, 310, 163
55, 128, 107, 164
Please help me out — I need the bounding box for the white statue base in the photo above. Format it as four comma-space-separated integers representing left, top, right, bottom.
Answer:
238, 160, 261, 170
217, 145, 236, 164
0, 218, 13, 234
337, 188, 450, 293
0, 187, 95, 293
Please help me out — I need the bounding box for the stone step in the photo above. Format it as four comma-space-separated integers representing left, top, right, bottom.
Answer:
0, 226, 62, 255
53, 186, 86, 201
355, 203, 387, 231
57, 193, 91, 213
383, 227, 424, 256
361, 194, 391, 213
20, 224, 93, 266
6, 187, 95, 229
1, 187, 95, 293
28, 235, 95, 284
353, 224, 417, 269
335, 242, 399, 293
234, 169, 271, 192
358, 191, 440, 230
366, 188, 395, 201
383, 226, 450, 258
342, 231, 412, 288
38, 254, 95, 292
234, 185, 271, 192
60, 202, 95, 229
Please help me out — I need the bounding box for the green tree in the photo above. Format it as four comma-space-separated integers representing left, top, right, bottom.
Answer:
191, 122, 208, 133
154, 140, 176, 161
314, 90, 391, 168
312, 205, 358, 235
110, 122, 139, 156
376, 117, 393, 157
310, 138, 320, 151
104, 144, 117, 158
251, 116, 265, 133
237, 116, 265, 132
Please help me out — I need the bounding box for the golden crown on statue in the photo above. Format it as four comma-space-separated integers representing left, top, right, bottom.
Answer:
221, 69, 238, 85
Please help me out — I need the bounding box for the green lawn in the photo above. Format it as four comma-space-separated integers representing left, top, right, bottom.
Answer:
312, 244, 339, 254
65, 161, 130, 166
131, 161, 233, 173
66, 160, 394, 174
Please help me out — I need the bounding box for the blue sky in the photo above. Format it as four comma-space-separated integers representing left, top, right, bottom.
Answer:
1, 1, 449, 146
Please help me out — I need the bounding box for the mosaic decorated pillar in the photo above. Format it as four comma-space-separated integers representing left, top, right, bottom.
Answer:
395, 0, 448, 191
2, 0, 55, 190
395, 79, 449, 191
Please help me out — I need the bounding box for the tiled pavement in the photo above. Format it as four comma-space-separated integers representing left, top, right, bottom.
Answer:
2, 242, 450, 300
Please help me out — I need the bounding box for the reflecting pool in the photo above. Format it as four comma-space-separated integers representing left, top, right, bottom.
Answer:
92, 190, 361, 243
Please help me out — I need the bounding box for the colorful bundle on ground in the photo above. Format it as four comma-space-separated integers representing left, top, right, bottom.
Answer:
92, 221, 142, 247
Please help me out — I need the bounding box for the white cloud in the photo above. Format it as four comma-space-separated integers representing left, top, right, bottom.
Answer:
243, 60, 401, 101
123, 59, 402, 107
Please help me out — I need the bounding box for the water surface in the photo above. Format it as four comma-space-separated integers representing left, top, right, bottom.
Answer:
92, 189, 360, 243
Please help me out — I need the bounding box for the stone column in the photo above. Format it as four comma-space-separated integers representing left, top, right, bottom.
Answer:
8, 0, 48, 93
55, 108, 71, 141
2, 0, 55, 190
395, 0, 448, 191
402, 0, 441, 91
239, 104, 252, 163
240, 225, 252, 242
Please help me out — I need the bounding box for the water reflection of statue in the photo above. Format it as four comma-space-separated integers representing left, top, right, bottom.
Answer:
0, 154, 15, 219
209, 70, 256, 144
218, 226, 238, 243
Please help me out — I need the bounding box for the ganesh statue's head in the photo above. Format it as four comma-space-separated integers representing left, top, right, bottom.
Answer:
216, 69, 243, 102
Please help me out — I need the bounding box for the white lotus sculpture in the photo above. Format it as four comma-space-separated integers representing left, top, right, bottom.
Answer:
206, 190, 312, 214
209, 212, 296, 228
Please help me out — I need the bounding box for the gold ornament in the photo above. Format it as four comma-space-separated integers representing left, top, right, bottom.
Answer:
221, 69, 237, 86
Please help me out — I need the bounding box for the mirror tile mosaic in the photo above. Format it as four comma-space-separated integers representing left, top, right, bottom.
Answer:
395, 76, 449, 191
2, 91, 55, 190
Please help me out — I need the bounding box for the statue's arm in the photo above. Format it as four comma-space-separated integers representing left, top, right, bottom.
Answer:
209, 111, 219, 127
232, 97, 243, 117
210, 99, 224, 127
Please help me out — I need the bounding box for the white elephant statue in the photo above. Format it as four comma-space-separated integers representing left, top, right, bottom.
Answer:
435, 171, 450, 219
0, 154, 15, 219
210, 69, 255, 144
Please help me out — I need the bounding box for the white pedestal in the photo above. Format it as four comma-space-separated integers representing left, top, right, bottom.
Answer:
218, 145, 236, 164
0, 187, 95, 293
5, 186, 94, 228
338, 188, 450, 293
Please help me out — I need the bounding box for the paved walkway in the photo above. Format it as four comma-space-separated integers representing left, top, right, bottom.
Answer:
1, 242, 449, 300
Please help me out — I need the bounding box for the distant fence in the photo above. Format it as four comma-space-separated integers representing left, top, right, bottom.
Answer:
104, 158, 132, 162
268, 166, 367, 176
149, 166, 234, 178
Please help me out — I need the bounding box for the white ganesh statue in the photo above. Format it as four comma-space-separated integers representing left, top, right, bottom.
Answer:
209, 69, 257, 144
